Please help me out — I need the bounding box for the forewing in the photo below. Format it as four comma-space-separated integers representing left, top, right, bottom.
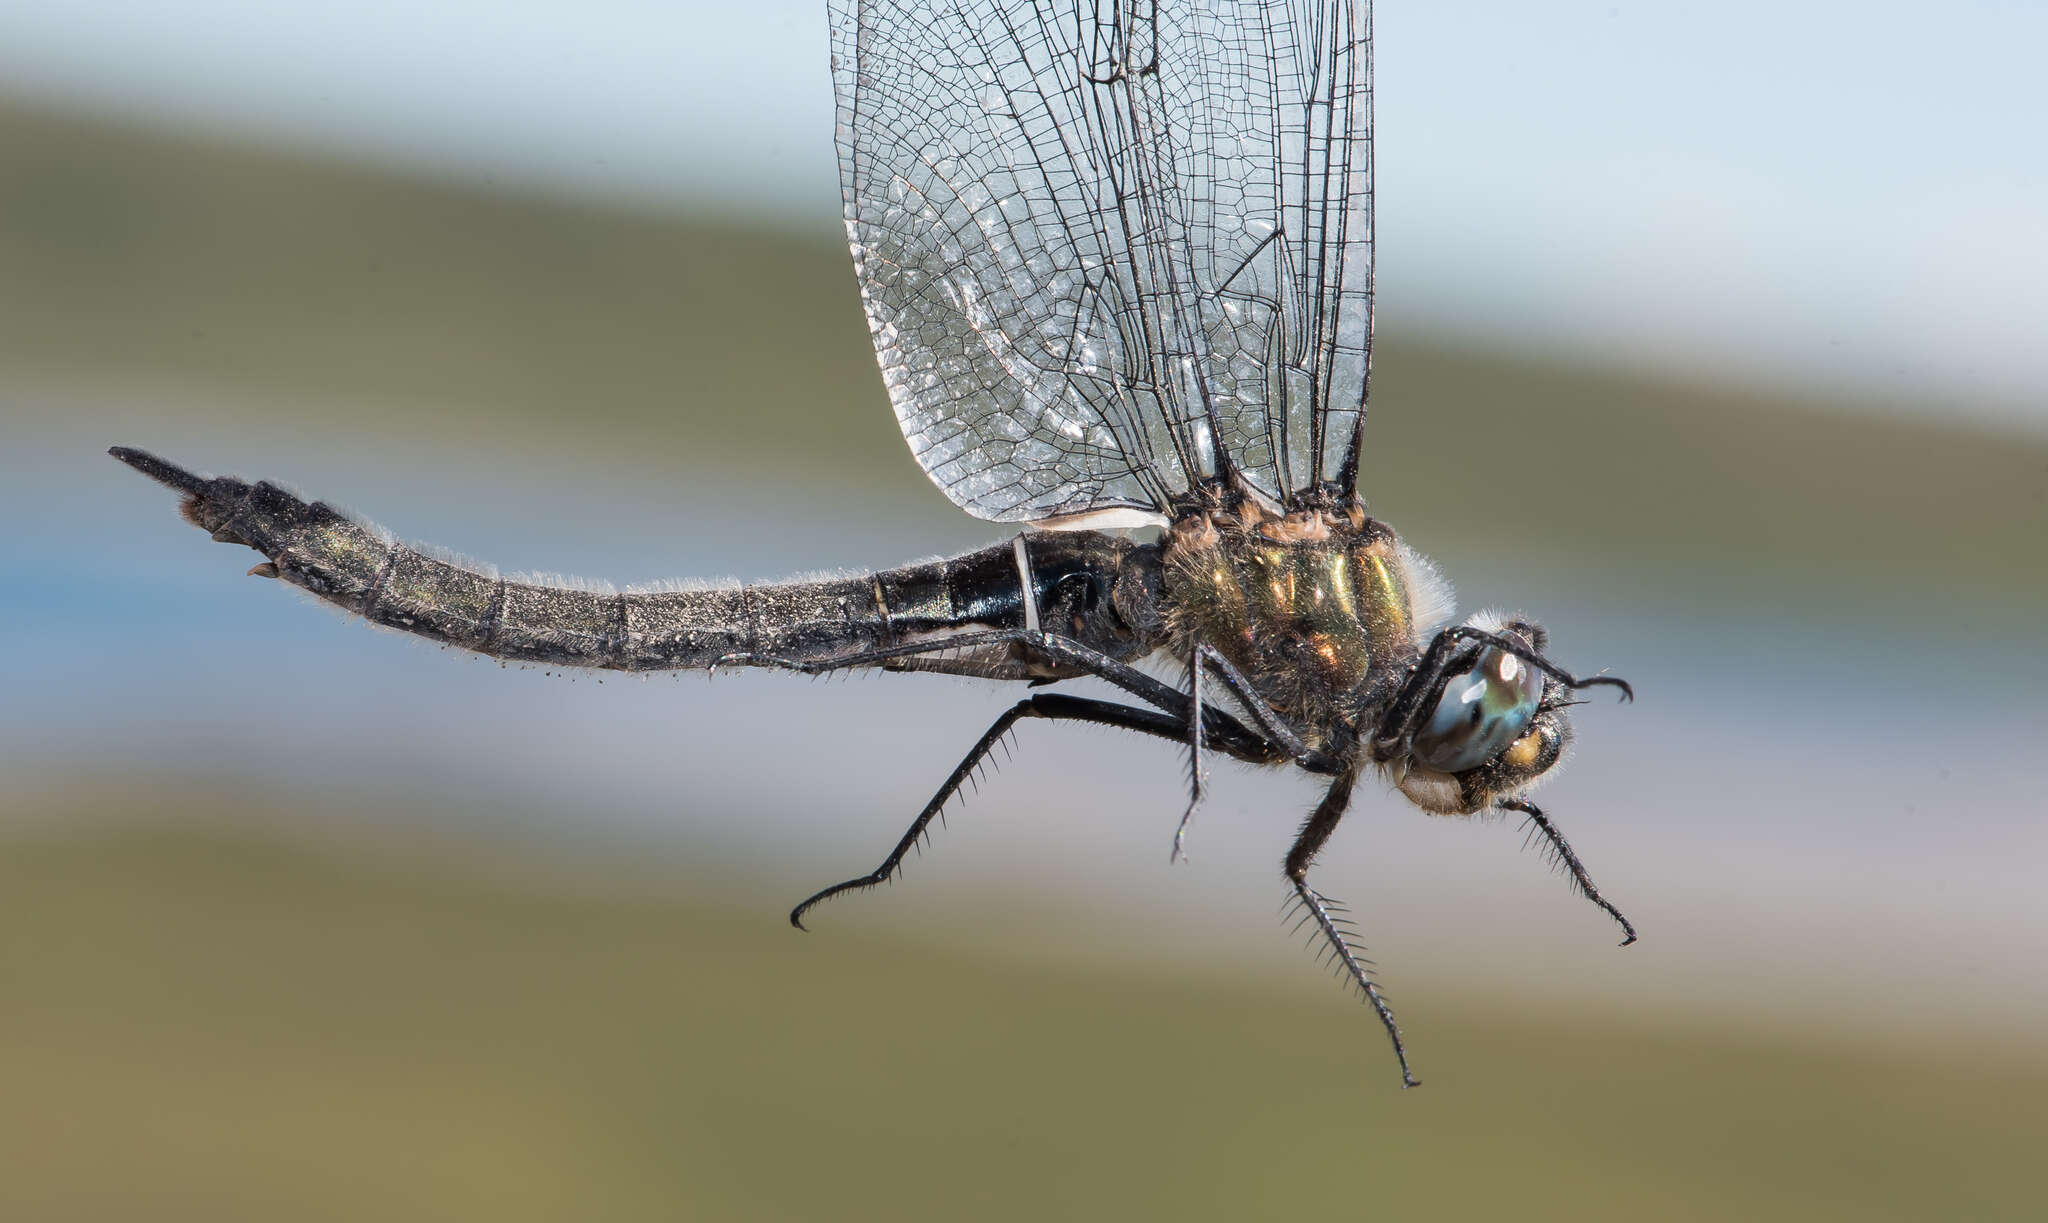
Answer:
834, 0, 1375, 524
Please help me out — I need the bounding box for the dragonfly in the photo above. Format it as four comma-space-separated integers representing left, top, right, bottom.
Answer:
112, 0, 1634, 1087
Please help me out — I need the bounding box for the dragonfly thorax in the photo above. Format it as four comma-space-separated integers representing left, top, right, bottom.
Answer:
1161, 505, 1428, 745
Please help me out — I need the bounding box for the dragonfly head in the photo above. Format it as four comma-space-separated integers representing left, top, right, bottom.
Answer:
1392, 614, 1574, 815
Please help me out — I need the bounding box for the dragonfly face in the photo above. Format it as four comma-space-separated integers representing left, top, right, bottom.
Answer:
1397, 617, 1576, 815
112, 0, 1638, 1088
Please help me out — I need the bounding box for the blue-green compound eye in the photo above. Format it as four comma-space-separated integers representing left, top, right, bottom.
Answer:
1411, 646, 1544, 774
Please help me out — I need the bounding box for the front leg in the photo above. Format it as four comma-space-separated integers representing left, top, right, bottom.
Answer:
1376, 624, 1632, 761
1499, 797, 1637, 946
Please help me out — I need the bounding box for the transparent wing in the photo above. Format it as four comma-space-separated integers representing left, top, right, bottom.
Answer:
834, 0, 1374, 526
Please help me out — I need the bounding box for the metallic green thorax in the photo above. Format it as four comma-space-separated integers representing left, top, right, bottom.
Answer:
1162, 511, 1420, 747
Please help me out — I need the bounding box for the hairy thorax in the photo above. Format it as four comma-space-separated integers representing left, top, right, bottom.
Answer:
1161, 504, 1423, 748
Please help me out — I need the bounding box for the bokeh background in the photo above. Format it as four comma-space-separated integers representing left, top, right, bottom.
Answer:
4, 2, 2045, 1219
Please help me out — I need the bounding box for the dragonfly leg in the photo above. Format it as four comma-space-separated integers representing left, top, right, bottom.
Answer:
1194, 643, 1343, 770
725, 630, 1191, 723
1375, 625, 1632, 762
789, 692, 1282, 931
1282, 763, 1419, 1088
1497, 797, 1637, 946
1168, 639, 1348, 861
1171, 638, 1206, 863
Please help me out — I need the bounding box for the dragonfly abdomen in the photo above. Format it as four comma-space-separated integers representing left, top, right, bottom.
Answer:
111, 447, 1163, 676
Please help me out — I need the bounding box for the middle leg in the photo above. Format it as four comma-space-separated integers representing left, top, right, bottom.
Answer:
1283, 763, 1419, 1088
1172, 640, 1352, 862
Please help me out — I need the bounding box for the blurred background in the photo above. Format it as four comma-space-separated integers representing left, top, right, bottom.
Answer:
3, 2, 2045, 1219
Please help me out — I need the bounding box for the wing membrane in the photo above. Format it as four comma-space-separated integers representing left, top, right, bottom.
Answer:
835, 0, 1373, 524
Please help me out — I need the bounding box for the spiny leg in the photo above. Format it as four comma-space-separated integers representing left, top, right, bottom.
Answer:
1376, 624, 1632, 760
738, 629, 1271, 759
1497, 797, 1637, 946
1283, 764, 1419, 1088
734, 629, 1345, 776
1171, 638, 1207, 864
724, 629, 1191, 725
1176, 639, 1352, 861
1440, 625, 1634, 703
790, 692, 1282, 930
1194, 643, 1336, 767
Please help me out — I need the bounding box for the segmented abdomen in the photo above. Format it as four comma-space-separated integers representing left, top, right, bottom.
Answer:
113, 448, 1158, 673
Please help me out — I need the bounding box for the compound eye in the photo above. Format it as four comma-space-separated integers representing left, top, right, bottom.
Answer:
1411, 646, 1544, 774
